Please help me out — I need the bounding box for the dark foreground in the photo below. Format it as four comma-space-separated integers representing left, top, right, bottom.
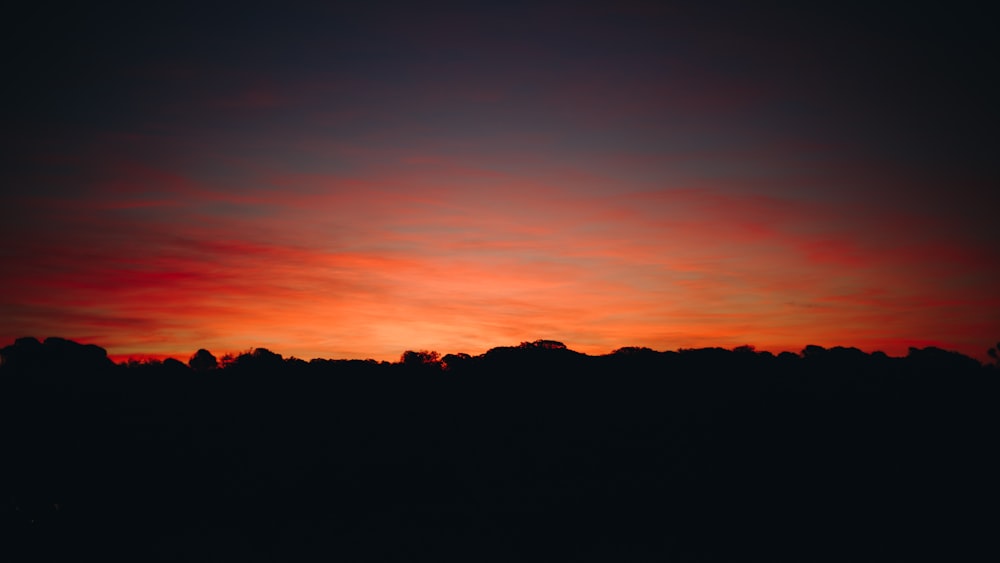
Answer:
2, 338, 998, 561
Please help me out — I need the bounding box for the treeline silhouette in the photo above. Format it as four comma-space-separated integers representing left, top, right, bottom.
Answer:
2, 336, 997, 562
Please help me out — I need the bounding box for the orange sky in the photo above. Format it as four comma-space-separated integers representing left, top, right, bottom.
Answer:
2, 2, 998, 362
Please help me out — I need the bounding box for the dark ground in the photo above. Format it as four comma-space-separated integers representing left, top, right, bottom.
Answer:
2, 338, 997, 561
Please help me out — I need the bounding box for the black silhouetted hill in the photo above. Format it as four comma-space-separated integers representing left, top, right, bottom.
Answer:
1, 337, 997, 562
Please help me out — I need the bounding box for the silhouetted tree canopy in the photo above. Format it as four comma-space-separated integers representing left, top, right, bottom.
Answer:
161, 357, 188, 372
610, 346, 656, 355
519, 339, 567, 350
0, 336, 112, 374
401, 349, 440, 366
228, 347, 283, 372
188, 349, 218, 371
2, 336, 997, 562
441, 352, 471, 370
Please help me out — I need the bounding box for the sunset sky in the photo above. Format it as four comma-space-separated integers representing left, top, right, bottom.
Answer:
3, 2, 998, 362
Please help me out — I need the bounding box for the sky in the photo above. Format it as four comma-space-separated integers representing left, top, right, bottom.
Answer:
2, 1, 998, 362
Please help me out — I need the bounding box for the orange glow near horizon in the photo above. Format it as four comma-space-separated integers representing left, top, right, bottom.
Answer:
3, 149, 998, 363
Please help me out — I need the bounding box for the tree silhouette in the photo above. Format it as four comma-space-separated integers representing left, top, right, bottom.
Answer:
401, 349, 440, 367
519, 339, 567, 350
189, 349, 218, 371
219, 352, 236, 369
441, 352, 471, 371
611, 346, 655, 355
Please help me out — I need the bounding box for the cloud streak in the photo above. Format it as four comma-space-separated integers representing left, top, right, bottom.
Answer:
3, 139, 996, 361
